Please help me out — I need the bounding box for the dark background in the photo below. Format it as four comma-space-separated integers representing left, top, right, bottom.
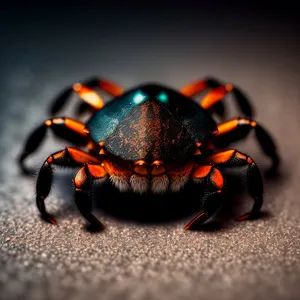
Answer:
1, 2, 300, 300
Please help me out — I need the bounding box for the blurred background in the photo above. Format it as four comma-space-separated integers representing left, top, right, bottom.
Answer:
0, 2, 300, 300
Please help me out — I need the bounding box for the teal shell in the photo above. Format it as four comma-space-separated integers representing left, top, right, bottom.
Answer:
86, 84, 217, 163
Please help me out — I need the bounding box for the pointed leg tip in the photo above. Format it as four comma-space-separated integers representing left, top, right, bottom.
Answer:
20, 167, 34, 176
184, 212, 209, 231
97, 222, 106, 230
86, 223, 106, 233
265, 168, 279, 179
97, 222, 106, 231
184, 220, 197, 231
235, 212, 255, 221
18, 154, 30, 175
235, 215, 250, 221
49, 219, 58, 225
184, 224, 191, 230
42, 214, 58, 225
266, 158, 280, 178
184, 223, 198, 231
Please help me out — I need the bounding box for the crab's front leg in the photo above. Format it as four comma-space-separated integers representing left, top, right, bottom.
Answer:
185, 165, 225, 230
50, 77, 123, 116
204, 149, 263, 220
19, 117, 99, 174
36, 147, 101, 225
74, 156, 135, 229
180, 78, 253, 118
74, 164, 108, 230
214, 118, 280, 173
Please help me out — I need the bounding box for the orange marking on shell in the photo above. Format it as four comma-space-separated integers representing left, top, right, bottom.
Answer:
211, 169, 224, 189
47, 156, 53, 163
250, 121, 257, 127
205, 149, 235, 164
196, 142, 201, 147
201, 86, 227, 109
99, 141, 105, 147
192, 165, 212, 179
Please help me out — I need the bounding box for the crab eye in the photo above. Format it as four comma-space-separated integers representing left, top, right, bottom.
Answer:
157, 91, 168, 104
133, 90, 148, 105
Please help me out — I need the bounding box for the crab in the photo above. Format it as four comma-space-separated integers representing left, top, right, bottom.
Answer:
18, 77, 279, 230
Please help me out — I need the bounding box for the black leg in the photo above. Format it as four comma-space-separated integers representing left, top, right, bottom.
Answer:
185, 165, 224, 230
215, 118, 280, 173
74, 164, 108, 230
50, 77, 123, 116
18, 117, 98, 174
36, 147, 101, 225
202, 85, 253, 118
204, 149, 264, 220
180, 77, 253, 118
